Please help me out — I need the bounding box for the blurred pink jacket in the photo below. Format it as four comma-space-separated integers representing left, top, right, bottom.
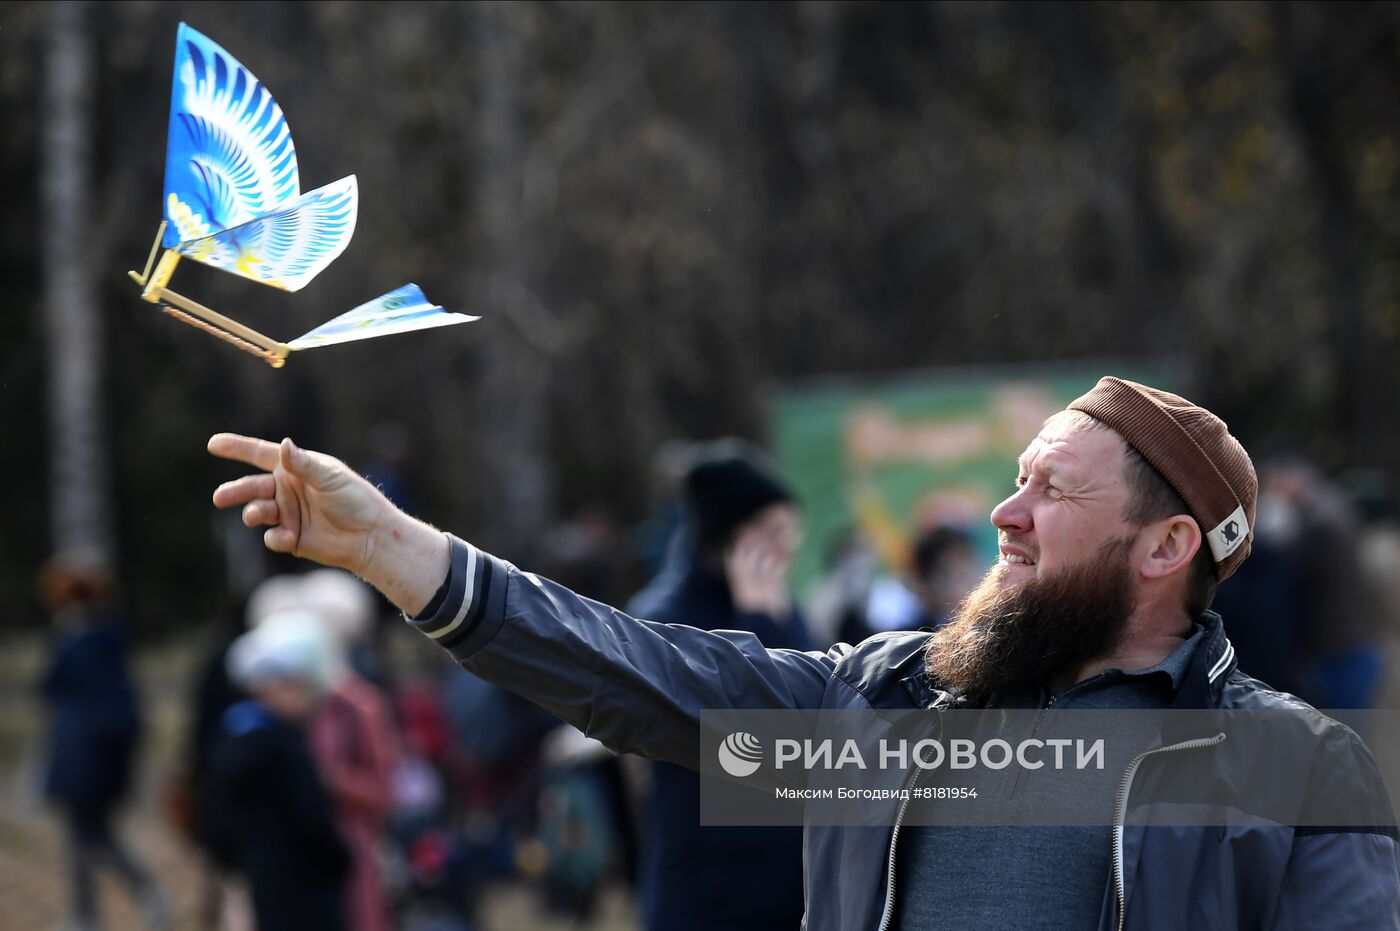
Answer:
310, 674, 398, 931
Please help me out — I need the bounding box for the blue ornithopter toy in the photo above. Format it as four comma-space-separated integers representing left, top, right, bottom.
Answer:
128, 23, 477, 367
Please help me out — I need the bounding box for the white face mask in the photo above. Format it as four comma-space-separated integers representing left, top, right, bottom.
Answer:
1254, 491, 1301, 545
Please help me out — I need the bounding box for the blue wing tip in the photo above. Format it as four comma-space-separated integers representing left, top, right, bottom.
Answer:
394, 282, 450, 312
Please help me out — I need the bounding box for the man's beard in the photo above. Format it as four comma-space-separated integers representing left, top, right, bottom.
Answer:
924, 535, 1139, 700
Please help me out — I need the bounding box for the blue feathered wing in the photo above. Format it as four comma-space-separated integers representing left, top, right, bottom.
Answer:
175, 176, 359, 292
162, 22, 300, 248
287, 284, 479, 350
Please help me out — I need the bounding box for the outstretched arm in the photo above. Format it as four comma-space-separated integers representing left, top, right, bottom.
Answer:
208, 434, 845, 768
208, 434, 447, 615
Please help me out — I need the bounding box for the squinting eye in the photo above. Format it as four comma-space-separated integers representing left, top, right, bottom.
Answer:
1014, 476, 1028, 489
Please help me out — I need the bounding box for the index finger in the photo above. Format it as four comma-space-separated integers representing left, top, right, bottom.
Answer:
208, 433, 281, 471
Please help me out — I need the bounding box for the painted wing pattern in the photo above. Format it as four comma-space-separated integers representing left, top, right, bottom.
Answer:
148, 24, 477, 358
288, 284, 480, 350
175, 176, 359, 292
163, 23, 299, 248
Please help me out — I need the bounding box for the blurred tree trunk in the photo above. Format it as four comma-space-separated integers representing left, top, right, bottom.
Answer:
472, 0, 553, 558
42, 0, 111, 566
1274, 3, 1368, 463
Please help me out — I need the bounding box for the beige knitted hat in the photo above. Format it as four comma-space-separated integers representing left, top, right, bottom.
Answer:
1068, 377, 1258, 581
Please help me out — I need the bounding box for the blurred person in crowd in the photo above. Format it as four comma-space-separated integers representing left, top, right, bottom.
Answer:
1257, 456, 1385, 708
844, 524, 984, 643
906, 524, 983, 630
385, 668, 493, 931
1348, 477, 1400, 708
543, 509, 627, 608
300, 569, 400, 931
1204, 492, 1311, 700
537, 511, 641, 895
624, 439, 813, 931
184, 579, 301, 817
206, 612, 351, 931
208, 376, 1400, 929
184, 597, 249, 834
187, 575, 305, 931
1215, 456, 1387, 708
629, 439, 697, 577
805, 527, 880, 645
526, 726, 622, 921
434, 664, 555, 928
385, 679, 448, 834
1352, 477, 1400, 630
38, 553, 169, 931
181, 593, 249, 930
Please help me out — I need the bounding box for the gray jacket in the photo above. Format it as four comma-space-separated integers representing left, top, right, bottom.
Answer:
412, 535, 1400, 929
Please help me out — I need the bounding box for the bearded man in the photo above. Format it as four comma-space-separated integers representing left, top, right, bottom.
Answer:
208, 377, 1400, 930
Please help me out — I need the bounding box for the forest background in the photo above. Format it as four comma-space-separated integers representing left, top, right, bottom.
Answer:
4, 1, 1400, 633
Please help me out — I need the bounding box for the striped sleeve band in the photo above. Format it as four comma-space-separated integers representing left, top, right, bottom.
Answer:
404, 534, 509, 658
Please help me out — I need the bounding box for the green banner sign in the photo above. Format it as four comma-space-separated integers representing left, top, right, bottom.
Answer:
771, 363, 1172, 595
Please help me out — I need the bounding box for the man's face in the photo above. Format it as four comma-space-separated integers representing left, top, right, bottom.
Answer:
922, 414, 1146, 696
989, 412, 1137, 588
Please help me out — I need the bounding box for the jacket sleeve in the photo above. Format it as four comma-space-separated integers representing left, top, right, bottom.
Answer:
1271, 829, 1400, 929
405, 535, 846, 769
1273, 720, 1400, 929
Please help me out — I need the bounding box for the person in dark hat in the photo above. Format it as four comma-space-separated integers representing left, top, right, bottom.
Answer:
207, 377, 1400, 930
625, 438, 813, 931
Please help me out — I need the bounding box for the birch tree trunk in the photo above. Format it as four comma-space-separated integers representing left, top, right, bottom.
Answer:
472, 1, 553, 558
42, 0, 111, 566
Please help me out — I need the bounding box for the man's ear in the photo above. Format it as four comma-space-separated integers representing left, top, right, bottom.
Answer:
1138, 515, 1202, 580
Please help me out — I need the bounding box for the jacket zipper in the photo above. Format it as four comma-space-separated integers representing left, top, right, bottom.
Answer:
877, 767, 922, 931
1111, 732, 1226, 931
1009, 693, 1058, 800
877, 697, 953, 931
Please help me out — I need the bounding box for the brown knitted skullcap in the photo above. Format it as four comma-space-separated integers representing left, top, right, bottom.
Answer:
1068, 377, 1258, 581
